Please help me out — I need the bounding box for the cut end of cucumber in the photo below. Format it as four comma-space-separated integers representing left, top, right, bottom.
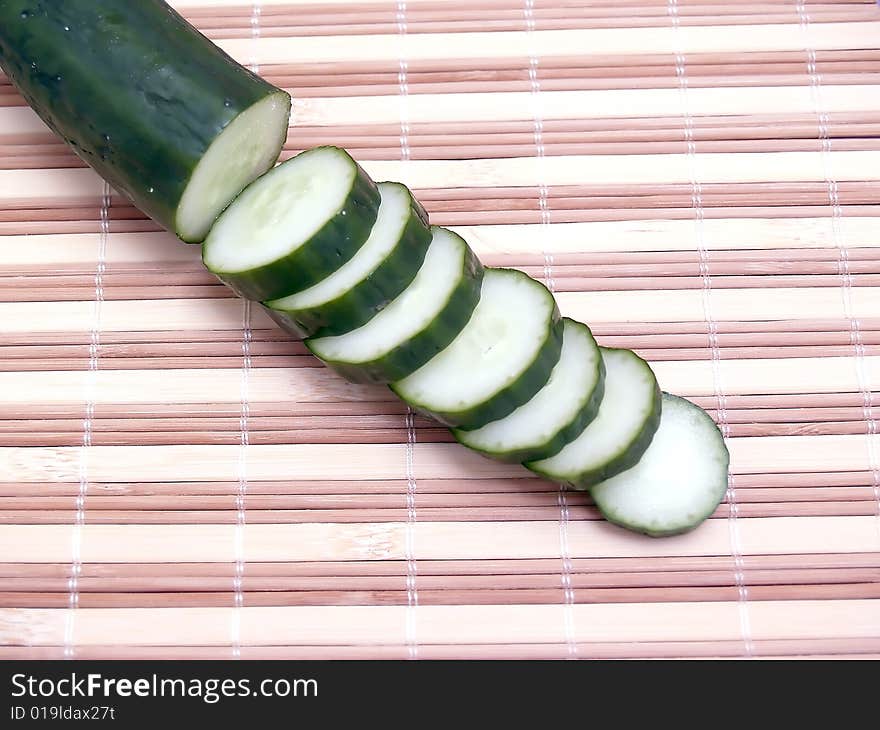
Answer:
203, 145, 358, 273
175, 90, 290, 243
592, 393, 730, 538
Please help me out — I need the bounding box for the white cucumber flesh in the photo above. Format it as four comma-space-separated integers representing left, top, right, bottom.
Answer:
452, 318, 604, 463
591, 393, 730, 537
177, 91, 291, 243
306, 226, 483, 384
526, 347, 661, 489
203, 146, 379, 301
392, 267, 562, 429
264, 181, 431, 338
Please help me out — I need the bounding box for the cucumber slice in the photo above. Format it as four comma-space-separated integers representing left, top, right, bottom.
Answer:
526, 347, 661, 489
0, 0, 290, 243
392, 268, 563, 429
307, 226, 483, 384
592, 394, 730, 537
452, 318, 604, 463
203, 146, 380, 301
264, 182, 432, 338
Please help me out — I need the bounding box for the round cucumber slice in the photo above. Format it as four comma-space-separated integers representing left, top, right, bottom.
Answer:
526, 347, 662, 489
591, 393, 730, 537
452, 318, 605, 463
264, 182, 432, 338
203, 146, 380, 301
306, 226, 483, 384
392, 267, 563, 430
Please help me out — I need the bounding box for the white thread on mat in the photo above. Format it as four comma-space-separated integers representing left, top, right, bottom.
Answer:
249, 2, 262, 76
396, 1, 412, 162
524, 0, 576, 658
230, 1, 262, 661
667, 0, 754, 656
232, 299, 252, 659
403, 408, 419, 659
396, 0, 418, 658
795, 1, 880, 536
64, 180, 110, 659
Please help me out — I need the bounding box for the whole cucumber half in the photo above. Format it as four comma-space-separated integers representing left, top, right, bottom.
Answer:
0, 0, 291, 242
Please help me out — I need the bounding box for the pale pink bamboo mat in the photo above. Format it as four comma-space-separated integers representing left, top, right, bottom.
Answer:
1, 0, 880, 659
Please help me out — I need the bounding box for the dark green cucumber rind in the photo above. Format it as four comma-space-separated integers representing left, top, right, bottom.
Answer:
596, 393, 730, 538
307, 243, 484, 385
525, 355, 663, 490
207, 151, 381, 301
395, 292, 564, 430
407, 187, 430, 227
262, 305, 310, 340
451, 325, 606, 464
263, 189, 433, 338
453, 361, 605, 464
531, 363, 606, 459
0, 0, 288, 241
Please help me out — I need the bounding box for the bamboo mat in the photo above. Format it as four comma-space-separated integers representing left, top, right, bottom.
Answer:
1, 0, 880, 660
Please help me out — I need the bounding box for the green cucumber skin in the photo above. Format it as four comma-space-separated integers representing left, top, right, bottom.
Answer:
264, 186, 433, 338
308, 243, 484, 385
596, 394, 730, 538
396, 295, 565, 430
208, 151, 381, 302
453, 351, 606, 465
0, 0, 288, 241
263, 305, 311, 340
526, 366, 663, 490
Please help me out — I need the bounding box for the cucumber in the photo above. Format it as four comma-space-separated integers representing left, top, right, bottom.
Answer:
203, 146, 380, 302
264, 182, 432, 339
452, 318, 604, 463
0, 0, 290, 243
391, 268, 563, 430
307, 226, 483, 384
592, 394, 729, 537
526, 347, 661, 489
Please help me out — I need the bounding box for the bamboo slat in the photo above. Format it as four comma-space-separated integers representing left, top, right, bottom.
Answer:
4, 287, 880, 333
5, 151, 880, 202
1, 599, 878, 646
1, 0, 879, 659
8, 219, 880, 272
1, 514, 879, 561
0, 355, 878, 403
